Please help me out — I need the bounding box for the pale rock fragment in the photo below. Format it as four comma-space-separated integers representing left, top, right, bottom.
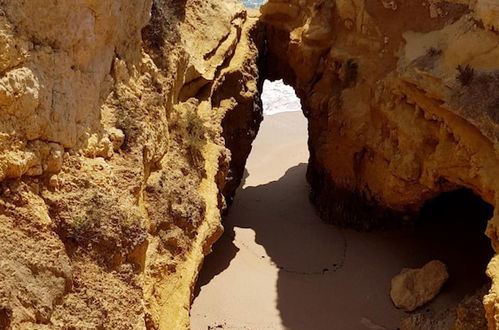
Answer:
390, 260, 449, 312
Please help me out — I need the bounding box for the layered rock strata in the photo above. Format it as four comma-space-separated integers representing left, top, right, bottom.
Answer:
260, 0, 499, 327
0, 0, 262, 328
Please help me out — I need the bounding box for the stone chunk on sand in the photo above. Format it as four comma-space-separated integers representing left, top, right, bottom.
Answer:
391, 260, 449, 312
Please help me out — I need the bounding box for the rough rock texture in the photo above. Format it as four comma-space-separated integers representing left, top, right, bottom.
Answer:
0, 0, 262, 328
390, 260, 449, 311
454, 285, 490, 330
400, 285, 489, 330
260, 0, 499, 326
3, 0, 499, 328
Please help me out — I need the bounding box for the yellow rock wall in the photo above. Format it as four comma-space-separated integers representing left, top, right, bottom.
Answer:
0, 0, 263, 328
4, 0, 499, 328
260, 0, 499, 327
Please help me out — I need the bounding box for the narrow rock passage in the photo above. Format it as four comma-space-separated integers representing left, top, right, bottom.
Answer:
191, 111, 492, 330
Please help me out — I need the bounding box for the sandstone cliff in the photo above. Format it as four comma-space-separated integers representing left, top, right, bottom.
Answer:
0, 0, 262, 328
3, 0, 499, 328
260, 0, 499, 327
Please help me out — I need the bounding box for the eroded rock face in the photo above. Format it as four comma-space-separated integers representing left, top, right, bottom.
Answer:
400, 285, 489, 330
3, 0, 499, 328
260, 0, 499, 326
390, 260, 449, 312
0, 0, 262, 328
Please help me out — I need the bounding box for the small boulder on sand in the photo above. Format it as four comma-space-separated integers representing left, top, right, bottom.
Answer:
390, 260, 449, 312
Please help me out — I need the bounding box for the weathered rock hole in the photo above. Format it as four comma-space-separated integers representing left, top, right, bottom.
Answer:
416, 188, 494, 294
396, 188, 495, 326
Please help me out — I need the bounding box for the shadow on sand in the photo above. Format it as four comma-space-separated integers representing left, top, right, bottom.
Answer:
194, 163, 493, 329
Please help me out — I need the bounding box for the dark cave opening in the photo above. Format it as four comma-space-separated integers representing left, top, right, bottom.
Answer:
418, 188, 494, 228
409, 187, 495, 321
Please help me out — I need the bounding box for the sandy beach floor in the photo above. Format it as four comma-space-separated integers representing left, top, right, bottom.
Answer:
190, 111, 492, 330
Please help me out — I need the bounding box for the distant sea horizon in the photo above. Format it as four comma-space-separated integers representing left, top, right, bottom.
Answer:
241, 0, 266, 8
